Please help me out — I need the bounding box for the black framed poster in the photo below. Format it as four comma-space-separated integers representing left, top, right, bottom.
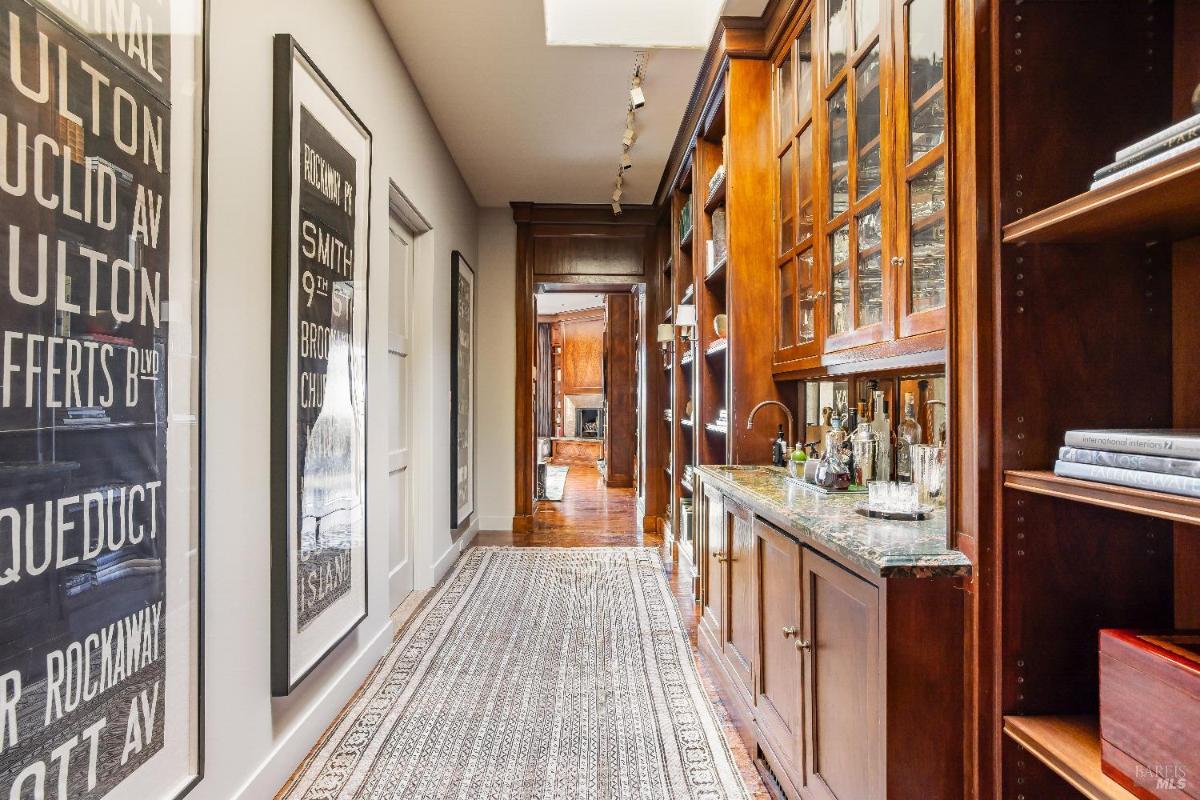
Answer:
270, 36, 370, 696
450, 252, 475, 529
0, 0, 206, 798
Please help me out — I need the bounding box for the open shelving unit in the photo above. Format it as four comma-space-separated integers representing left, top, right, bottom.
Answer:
983, 4, 1200, 798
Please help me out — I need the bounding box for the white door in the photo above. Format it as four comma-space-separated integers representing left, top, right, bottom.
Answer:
388, 218, 415, 610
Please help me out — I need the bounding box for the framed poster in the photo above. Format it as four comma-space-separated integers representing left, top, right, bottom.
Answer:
450, 252, 475, 529
270, 36, 371, 696
0, 0, 206, 798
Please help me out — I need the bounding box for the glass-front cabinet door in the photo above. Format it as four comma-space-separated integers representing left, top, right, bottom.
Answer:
820, 0, 893, 352
895, 0, 948, 336
775, 14, 822, 362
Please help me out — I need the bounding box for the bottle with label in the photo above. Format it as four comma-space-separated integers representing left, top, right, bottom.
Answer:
871, 390, 891, 481
896, 392, 924, 481
773, 424, 787, 467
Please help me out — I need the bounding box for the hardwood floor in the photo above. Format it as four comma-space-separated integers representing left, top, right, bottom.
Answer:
474, 465, 769, 798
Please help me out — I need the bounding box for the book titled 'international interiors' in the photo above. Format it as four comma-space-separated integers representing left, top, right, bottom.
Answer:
1063, 429, 1200, 459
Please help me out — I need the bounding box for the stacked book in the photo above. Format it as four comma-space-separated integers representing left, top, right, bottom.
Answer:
1091, 112, 1200, 189
1055, 429, 1200, 499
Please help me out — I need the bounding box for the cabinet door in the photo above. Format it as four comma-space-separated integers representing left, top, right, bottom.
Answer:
701, 484, 725, 636
820, 0, 895, 353
802, 548, 882, 800
894, 0, 948, 338
723, 500, 757, 703
774, 12, 824, 364
754, 519, 805, 791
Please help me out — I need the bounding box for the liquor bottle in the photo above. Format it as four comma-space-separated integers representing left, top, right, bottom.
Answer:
871, 390, 891, 481
773, 424, 787, 467
896, 392, 923, 481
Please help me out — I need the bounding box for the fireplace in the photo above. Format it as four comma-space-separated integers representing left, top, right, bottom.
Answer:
576, 408, 604, 439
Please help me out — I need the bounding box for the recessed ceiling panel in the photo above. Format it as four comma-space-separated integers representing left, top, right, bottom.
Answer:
544, 0, 723, 48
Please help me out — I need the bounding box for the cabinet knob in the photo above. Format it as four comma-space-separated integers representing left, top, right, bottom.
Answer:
796, 639, 812, 651
891, 256, 906, 267
781, 626, 798, 638
714, 551, 727, 562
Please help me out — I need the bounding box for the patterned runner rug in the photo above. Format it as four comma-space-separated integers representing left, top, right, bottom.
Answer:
278, 547, 749, 800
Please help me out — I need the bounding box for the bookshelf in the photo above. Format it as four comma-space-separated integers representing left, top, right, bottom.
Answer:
1002, 716, 1136, 800
979, 4, 1200, 798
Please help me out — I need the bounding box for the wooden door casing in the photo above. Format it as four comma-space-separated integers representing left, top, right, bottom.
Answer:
754, 518, 805, 793
802, 547, 882, 800
723, 499, 757, 704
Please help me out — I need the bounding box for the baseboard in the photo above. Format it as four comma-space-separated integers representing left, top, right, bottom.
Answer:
431, 539, 460, 585
477, 514, 512, 531
456, 517, 480, 552
512, 514, 533, 532
234, 622, 393, 800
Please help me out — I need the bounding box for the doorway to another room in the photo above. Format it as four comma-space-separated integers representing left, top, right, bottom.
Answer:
532, 289, 643, 537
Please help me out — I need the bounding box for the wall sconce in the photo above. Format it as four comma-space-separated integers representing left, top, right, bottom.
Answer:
675, 304, 697, 346
656, 323, 674, 351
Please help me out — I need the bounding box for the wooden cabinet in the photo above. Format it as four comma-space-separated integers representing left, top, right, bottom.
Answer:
700, 483, 725, 642
802, 548, 882, 800
772, 0, 949, 374
755, 519, 805, 792
694, 478, 963, 799
724, 499, 757, 704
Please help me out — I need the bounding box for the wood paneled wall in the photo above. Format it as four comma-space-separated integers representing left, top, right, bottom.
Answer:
561, 313, 604, 394
605, 294, 637, 489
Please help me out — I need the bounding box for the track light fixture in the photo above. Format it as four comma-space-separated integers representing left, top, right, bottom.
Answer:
611, 52, 647, 217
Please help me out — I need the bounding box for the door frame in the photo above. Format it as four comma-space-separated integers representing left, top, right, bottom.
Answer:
388, 184, 434, 591
511, 203, 662, 531
386, 204, 417, 611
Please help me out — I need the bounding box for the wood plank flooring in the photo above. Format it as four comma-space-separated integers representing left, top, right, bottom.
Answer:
474, 465, 769, 798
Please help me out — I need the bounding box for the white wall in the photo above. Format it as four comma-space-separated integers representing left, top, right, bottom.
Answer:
474, 209, 517, 530
202, 0, 478, 797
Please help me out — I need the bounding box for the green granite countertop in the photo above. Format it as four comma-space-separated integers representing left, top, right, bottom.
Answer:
696, 465, 972, 579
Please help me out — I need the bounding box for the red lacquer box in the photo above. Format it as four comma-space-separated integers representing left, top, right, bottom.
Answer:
1100, 630, 1200, 799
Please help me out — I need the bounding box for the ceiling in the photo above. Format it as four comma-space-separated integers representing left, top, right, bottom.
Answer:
536, 292, 605, 315
371, 0, 765, 207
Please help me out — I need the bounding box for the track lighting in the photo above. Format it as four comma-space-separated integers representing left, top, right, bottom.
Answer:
611, 201, 623, 215
620, 152, 632, 171
612, 187, 623, 203
622, 128, 636, 148
630, 76, 646, 110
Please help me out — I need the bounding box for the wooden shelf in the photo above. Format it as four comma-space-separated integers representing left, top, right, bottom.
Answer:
705, 422, 728, 436
681, 283, 695, 304
1002, 716, 1136, 800
680, 418, 694, 429
680, 478, 694, 493
680, 226, 694, 249
680, 352, 695, 367
1001, 145, 1200, 244
705, 338, 728, 357
704, 172, 726, 213
705, 254, 727, 284
663, 256, 673, 275
1004, 469, 1200, 527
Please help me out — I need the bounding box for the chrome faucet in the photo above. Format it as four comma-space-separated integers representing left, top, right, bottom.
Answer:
747, 400, 794, 451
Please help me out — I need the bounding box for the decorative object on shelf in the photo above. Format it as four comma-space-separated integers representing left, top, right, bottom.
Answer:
912, 444, 948, 507
711, 209, 727, 263
713, 313, 728, 339
273, 35, 372, 696
0, 2, 207, 791
676, 304, 698, 345
1099, 629, 1200, 798
685, 400, 693, 418
680, 197, 693, 242
707, 163, 726, 200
